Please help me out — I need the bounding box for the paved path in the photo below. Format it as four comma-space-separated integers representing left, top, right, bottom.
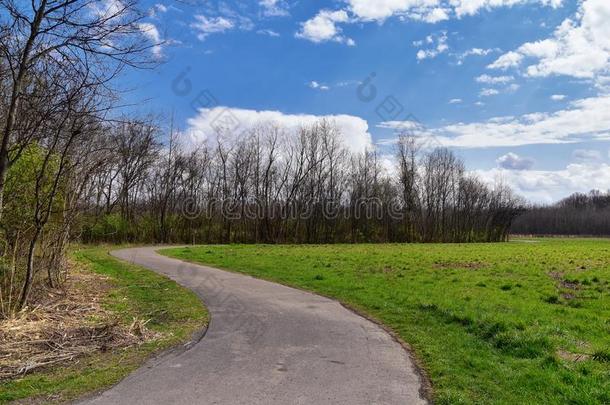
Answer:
79, 247, 427, 405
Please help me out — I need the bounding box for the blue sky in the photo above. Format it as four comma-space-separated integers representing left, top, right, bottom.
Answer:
125, 0, 610, 203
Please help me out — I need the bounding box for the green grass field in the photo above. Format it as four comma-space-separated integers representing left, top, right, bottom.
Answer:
161, 239, 610, 405
0, 247, 208, 404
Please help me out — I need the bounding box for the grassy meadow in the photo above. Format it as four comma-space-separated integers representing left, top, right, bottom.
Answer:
161, 239, 610, 404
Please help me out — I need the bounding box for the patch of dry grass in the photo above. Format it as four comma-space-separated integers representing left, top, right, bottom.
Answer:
0, 263, 159, 381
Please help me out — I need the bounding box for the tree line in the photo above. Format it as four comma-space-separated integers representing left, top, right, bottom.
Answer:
78, 120, 523, 246
512, 190, 610, 236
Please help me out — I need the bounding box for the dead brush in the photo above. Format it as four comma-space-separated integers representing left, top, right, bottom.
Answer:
0, 267, 160, 381
129, 317, 153, 338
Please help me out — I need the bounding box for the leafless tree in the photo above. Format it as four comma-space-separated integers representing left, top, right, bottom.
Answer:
77, 119, 523, 247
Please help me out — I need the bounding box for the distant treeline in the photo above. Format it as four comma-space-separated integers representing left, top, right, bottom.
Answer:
79, 120, 523, 245
512, 190, 610, 236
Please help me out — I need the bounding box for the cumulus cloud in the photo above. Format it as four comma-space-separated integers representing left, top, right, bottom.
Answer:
496, 152, 535, 170
475, 162, 610, 203
296, 0, 562, 45
380, 95, 610, 148
479, 88, 500, 97
377, 119, 425, 131
455, 0, 562, 17
191, 15, 235, 40
488, 51, 524, 70
420, 7, 450, 23
415, 31, 448, 60
138, 22, 164, 58
346, 0, 561, 21
405, 7, 450, 23
89, 0, 124, 18
295, 10, 355, 45
449, 98, 463, 104
551, 94, 567, 101
455, 47, 498, 64
347, 0, 425, 21
149, 3, 167, 18
184, 107, 373, 154
476, 74, 514, 84
462, 48, 495, 57
488, 0, 610, 81
259, 0, 290, 17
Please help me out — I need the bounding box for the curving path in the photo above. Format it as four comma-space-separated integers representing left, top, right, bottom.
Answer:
78, 247, 428, 405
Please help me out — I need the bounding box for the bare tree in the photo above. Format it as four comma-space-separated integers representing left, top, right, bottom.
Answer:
76, 120, 523, 247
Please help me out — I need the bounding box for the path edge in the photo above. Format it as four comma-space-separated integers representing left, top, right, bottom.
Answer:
71, 249, 210, 405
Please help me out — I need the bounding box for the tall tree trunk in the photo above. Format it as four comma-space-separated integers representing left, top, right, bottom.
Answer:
19, 227, 41, 309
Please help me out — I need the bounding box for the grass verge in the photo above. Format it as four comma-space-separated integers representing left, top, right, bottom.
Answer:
161, 239, 609, 404
0, 246, 208, 404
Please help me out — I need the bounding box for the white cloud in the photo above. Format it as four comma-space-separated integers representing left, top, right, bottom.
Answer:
351, 0, 565, 24
425, 7, 450, 22
185, 107, 373, 154
475, 162, 610, 203
297, 1, 563, 47
489, 0, 610, 81
191, 15, 235, 40
415, 31, 448, 60
295, 10, 354, 45
477, 79, 519, 97
488, 51, 524, 70
89, 0, 124, 18
347, 0, 426, 21
257, 29, 280, 37
476, 74, 514, 84
380, 95, 610, 148
259, 0, 290, 17
449, 98, 463, 104
346, 0, 561, 21
409, 7, 450, 23
456, 47, 497, 64
149, 3, 167, 17
453, 0, 562, 17
308, 81, 330, 91
480, 88, 500, 97
496, 152, 535, 170
551, 94, 567, 101
463, 48, 494, 57
138, 22, 163, 58
377, 119, 425, 131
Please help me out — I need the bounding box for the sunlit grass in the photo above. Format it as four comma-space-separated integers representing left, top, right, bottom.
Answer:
162, 239, 609, 404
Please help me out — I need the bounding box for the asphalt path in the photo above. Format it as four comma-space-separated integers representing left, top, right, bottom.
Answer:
78, 247, 428, 405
